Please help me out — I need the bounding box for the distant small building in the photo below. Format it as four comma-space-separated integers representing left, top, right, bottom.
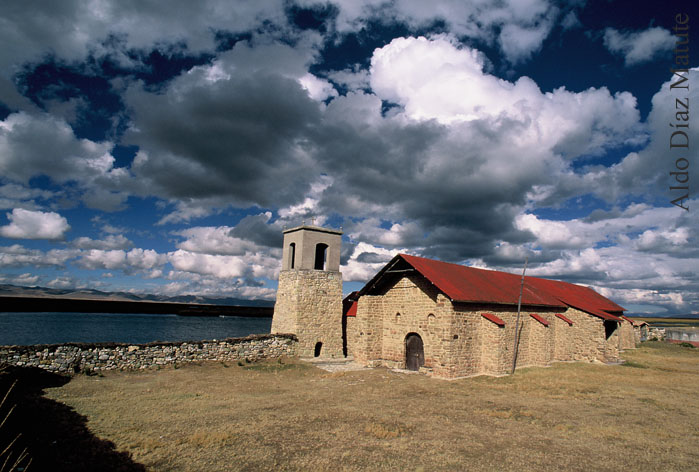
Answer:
629, 320, 649, 343
272, 225, 633, 378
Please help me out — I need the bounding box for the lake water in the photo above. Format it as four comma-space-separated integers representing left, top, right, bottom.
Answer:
0, 312, 273, 346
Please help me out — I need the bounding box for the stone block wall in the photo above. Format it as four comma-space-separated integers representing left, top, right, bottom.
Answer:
552, 315, 575, 361
523, 313, 554, 367
451, 306, 556, 376
272, 269, 343, 358
619, 319, 636, 350
0, 334, 297, 375
352, 295, 385, 365
479, 316, 506, 375
377, 276, 451, 373
558, 308, 616, 363
445, 310, 480, 378
351, 275, 459, 375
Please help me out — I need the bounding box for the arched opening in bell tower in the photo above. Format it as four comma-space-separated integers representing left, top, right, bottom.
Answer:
314, 243, 328, 270
289, 242, 296, 269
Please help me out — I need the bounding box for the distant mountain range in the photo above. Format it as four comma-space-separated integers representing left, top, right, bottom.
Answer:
2, 284, 695, 318
0, 284, 274, 307
625, 313, 698, 319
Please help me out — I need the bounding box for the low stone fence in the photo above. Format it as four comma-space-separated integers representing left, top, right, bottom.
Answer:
665, 329, 699, 347
0, 333, 297, 375
648, 327, 665, 341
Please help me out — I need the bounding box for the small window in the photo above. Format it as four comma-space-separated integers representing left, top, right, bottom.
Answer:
314, 342, 323, 357
427, 313, 436, 323
289, 243, 296, 269
314, 243, 328, 270
395, 312, 401, 322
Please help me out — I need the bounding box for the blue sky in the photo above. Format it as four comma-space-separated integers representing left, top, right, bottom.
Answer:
0, 0, 696, 315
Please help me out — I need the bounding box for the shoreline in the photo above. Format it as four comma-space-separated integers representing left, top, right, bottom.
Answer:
0, 295, 273, 317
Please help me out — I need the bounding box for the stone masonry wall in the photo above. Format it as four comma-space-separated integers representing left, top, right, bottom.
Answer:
377, 275, 453, 376
352, 295, 385, 366
0, 334, 297, 375
619, 319, 636, 350
446, 309, 480, 378
351, 275, 457, 375
552, 314, 575, 361
524, 313, 554, 367
272, 269, 343, 358
450, 306, 557, 376
562, 308, 621, 363
271, 270, 299, 335
479, 315, 505, 375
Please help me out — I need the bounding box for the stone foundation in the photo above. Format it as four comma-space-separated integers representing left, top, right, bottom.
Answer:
0, 334, 297, 375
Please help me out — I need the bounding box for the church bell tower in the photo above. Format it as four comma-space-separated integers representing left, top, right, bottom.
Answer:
271, 224, 344, 358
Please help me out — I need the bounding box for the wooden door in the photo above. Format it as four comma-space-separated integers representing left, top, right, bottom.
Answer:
405, 334, 424, 371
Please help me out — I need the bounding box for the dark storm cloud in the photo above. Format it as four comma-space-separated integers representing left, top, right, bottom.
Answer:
355, 251, 393, 264
125, 55, 323, 209
229, 213, 284, 248
481, 245, 563, 268
340, 240, 357, 265
313, 104, 555, 262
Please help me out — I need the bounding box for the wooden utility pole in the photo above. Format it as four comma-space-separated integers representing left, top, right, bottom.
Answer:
511, 256, 528, 374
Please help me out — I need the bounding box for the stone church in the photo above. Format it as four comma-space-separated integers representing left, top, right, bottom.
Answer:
272, 224, 636, 378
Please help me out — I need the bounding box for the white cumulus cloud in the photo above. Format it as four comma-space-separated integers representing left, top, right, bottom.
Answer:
0, 208, 70, 240
603, 27, 676, 66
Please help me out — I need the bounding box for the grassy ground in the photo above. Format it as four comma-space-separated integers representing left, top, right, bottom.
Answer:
42, 342, 698, 471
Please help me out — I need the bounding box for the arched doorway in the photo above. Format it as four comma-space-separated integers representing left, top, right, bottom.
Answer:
405, 333, 424, 371
314, 342, 323, 357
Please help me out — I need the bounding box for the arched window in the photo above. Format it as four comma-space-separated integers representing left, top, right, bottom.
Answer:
289, 242, 296, 269
314, 243, 328, 270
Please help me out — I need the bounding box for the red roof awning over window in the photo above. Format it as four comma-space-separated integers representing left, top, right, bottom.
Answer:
555, 313, 574, 326
482, 313, 505, 327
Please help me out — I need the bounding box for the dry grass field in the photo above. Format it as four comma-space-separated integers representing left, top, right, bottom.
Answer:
37, 342, 699, 471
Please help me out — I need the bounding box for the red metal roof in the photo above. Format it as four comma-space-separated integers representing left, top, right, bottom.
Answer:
530, 313, 549, 327
522, 275, 624, 321
482, 313, 505, 326
400, 254, 565, 307
345, 301, 357, 317
555, 313, 573, 326
363, 254, 624, 322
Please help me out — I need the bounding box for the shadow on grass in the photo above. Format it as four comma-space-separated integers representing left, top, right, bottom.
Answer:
0, 365, 145, 472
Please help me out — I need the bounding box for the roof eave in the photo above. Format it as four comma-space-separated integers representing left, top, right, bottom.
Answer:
452, 299, 566, 309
